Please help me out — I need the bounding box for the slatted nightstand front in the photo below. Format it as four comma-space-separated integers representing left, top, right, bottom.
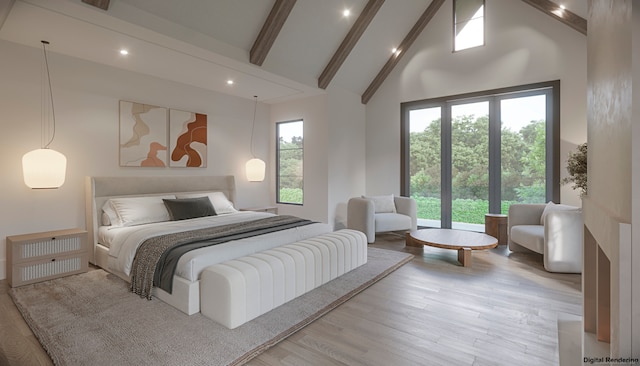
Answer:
6, 228, 88, 287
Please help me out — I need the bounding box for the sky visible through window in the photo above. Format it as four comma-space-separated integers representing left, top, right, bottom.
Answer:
455, 5, 484, 51
409, 95, 545, 133
278, 120, 303, 142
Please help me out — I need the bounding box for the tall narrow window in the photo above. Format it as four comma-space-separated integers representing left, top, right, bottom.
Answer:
454, 0, 485, 51
276, 120, 304, 204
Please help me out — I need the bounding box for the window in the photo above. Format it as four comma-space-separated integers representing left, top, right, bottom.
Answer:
454, 0, 485, 51
276, 120, 304, 204
401, 81, 560, 231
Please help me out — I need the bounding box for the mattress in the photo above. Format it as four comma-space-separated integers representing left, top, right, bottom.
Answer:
100, 211, 331, 282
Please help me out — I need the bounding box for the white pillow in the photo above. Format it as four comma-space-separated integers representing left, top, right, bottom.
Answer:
540, 201, 578, 225
108, 195, 175, 227
363, 194, 396, 213
101, 201, 120, 226
175, 192, 238, 215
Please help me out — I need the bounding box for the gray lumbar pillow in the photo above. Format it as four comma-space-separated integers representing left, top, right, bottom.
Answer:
163, 197, 217, 221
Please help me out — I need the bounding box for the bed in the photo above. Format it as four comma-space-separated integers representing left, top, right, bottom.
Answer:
85, 175, 334, 315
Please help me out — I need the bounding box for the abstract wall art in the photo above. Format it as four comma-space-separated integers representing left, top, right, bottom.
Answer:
119, 101, 208, 168
119, 101, 168, 167
169, 109, 208, 168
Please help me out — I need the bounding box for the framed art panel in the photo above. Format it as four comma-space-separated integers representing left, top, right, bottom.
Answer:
169, 109, 207, 168
119, 101, 168, 167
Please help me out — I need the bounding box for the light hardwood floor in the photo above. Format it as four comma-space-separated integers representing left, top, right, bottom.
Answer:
0, 233, 581, 366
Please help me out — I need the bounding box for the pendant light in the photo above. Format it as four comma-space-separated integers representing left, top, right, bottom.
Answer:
245, 96, 265, 182
22, 40, 67, 189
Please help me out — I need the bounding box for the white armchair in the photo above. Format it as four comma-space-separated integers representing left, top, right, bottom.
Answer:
508, 202, 583, 273
347, 195, 417, 243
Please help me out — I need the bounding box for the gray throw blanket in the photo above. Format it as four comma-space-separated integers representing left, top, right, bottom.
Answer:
130, 215, 314, 299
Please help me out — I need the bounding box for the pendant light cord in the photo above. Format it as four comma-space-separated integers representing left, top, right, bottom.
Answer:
249, 95, 258, 158
42, 40, 56, 149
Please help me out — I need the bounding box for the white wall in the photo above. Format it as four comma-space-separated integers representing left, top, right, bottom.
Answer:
327, 86, 366, 229
269, 88, 367, 229
365, 0, 587, 207
0, 39, 272, 279
270, 94, 330, 224
583, 0, 636, 357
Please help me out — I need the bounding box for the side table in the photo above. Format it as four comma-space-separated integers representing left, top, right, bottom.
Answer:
484, 214, 508, 245
6, 228, 89, 287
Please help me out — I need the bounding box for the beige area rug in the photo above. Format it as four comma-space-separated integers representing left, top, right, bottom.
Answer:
10, 247, 413, 366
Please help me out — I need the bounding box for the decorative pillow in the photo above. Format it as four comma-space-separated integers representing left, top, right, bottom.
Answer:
540, 201, 578, 225
362, 194, 396, 213
163, 197, 216, 221
101, 201, 120, 226
101, 212, 112, 226
175, 192, 238, 215
108, 195, 175, 227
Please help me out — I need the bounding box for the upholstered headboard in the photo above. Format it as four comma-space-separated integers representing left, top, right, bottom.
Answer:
85, 175, 236, 264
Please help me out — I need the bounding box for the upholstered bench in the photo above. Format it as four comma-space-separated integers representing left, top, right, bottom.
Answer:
200, 229, 367, 329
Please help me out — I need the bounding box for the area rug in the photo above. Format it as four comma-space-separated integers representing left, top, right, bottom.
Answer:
10, 247, 413, 366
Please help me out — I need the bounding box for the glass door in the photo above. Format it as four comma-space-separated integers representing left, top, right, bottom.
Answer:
403, 82, 558, 231
407, 101, 490, 231
408, 107, 442, 228
450, 101, 489, 231
500, 95, 547, 207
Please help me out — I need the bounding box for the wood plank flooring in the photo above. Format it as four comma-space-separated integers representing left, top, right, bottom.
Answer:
0, 233, 582, 366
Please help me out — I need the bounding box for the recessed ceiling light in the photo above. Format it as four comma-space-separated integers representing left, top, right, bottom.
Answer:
119, 49, 129, 55
392, 48, 401, 56
227, 80, 234, 85
343, 9, 350, 17
559, 4, 566, 10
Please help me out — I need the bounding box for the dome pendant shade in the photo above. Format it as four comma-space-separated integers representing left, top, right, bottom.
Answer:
23, 41, 67, 189
245, 158, 265, 182
22, 148, 67, 189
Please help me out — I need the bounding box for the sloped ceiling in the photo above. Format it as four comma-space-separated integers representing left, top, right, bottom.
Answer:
0, 0, 587, 104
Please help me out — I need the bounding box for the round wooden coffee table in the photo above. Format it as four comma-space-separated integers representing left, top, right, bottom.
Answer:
406, 229, 498, 267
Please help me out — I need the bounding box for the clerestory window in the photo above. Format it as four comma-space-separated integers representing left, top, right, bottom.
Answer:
454, 0, 485, 51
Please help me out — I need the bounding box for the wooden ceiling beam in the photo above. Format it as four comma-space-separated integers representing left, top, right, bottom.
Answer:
361, 0, 445, 104
250, 0, 297, 66
81, 0, 110, 11
318, 0, 386, 90
520, 0, 587, 35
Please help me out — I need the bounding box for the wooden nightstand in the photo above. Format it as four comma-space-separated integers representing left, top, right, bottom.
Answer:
240, 206, 278, 214
6, 228, 89, 287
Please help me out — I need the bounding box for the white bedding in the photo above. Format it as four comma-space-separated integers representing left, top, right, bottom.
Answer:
100, 211, 331, 282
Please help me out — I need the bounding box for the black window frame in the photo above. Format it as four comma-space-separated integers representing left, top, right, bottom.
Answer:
453, 0, 486, 52
400, 80, 561, 228
276, 119, 304, 205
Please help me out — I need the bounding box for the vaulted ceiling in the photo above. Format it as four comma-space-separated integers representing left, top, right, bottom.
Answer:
0, 0, 587, 104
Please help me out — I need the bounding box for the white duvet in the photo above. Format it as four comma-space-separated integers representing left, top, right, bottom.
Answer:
99, 211, 331, 282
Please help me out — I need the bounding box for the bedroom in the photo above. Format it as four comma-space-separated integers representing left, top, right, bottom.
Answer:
0, 0, 637, 364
